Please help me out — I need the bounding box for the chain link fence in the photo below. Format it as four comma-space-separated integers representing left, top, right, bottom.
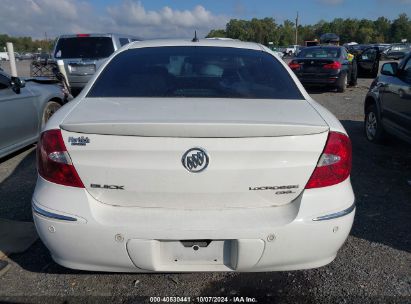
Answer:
30, 59, 58, 79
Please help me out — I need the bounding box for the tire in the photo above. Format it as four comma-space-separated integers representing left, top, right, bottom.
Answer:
42, 101, 61, 128
336, 73, 347, 93
364, 104, 385, 144
288, 51, 293, 56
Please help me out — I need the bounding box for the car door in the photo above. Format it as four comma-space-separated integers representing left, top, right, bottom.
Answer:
0, 72, 39, 153
380, 56, 411, 137
357, 47, 379, 77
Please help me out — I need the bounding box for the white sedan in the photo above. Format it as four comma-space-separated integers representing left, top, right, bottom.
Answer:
32, 39, 355, 272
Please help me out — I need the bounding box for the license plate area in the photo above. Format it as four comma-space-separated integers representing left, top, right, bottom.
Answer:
162, 240, 226, 265
68, 64, 96, 75
303, 66, 319, 73
127, 238, 265, 271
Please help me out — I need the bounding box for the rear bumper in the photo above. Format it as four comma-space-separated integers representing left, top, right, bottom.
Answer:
295, 71, 341, 85
32, 177, 355, 272
298, 76, 340, 85
67, 75, 93, 90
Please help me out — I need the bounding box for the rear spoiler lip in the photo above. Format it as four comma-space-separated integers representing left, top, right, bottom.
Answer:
60, 122, 330, 138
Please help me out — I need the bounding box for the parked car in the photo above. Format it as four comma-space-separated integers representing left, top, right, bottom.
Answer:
0, 52, 25, 61
288, 45, 358, 92
284, 45, 300, 56
53, 33, 141, 95
13, 52, 22, 61
19, 52, 34, 60
268, 46, 284, 58
34, 52, 52, 61
383, 44, 411, 60
0, 52, 9, 61
372, 43, 391, 53
364, 52, 411, 144
0, 69, 67, 159
33, 39, 355, 273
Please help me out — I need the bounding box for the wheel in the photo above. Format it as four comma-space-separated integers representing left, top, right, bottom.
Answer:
42, 101, 61, 127
364, 104, 385, 144
336, 73, 347, 93
288, 51, 293, 56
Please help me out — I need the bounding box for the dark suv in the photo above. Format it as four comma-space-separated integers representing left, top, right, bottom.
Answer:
364, 52, 411, 144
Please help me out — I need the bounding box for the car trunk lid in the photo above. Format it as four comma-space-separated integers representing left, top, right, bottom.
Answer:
61, 98, 327, 137
293, 58, 337, 75
60, 98, 329, 209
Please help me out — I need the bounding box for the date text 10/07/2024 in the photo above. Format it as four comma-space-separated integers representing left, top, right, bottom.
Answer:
149, 296, 258, 303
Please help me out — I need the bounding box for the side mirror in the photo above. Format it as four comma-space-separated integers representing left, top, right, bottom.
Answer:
381, 62, 398, 76
10, 76, 25, 94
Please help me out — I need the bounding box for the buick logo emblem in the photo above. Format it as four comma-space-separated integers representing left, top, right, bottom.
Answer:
182, 148, 209, 173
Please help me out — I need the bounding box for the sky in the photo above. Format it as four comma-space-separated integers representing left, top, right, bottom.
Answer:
0, 0, 410, 39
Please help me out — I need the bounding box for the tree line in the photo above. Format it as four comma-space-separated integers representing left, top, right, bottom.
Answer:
206, 13, 411, 46
0, 34, 53, 53
2, 13, 410, 52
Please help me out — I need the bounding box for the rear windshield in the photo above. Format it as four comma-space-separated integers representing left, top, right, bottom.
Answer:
298, 48, 341, 59
87, 46, 303, 99
54, 37, 114, 59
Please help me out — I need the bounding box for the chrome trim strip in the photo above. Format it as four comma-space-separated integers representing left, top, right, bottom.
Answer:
312, 203, 355, 221
32, 204, 77, 222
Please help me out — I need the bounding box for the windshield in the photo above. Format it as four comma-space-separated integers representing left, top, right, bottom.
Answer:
87, 46, 303, 99
298, 47, 341, 58
391, 45, 408, 51
54, 37, 114, 59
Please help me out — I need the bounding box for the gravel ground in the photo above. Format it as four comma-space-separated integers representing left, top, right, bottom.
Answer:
0, 62, 410, 304
0, 60, 32, 77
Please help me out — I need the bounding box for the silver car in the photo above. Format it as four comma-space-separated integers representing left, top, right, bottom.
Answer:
0, 69, 66, 159
53, 33, 141, 95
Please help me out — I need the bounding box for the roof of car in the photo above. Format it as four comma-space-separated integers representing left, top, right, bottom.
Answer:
127, 39, 264, 51
301, 45, 342, 49
58, 33, 139, 39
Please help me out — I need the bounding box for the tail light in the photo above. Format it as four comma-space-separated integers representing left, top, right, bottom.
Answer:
305, 132, 352, 189
37, 129, 84, 188
288, 61, 301, 70
76, 33, 90, 37
323, 61, 342, 70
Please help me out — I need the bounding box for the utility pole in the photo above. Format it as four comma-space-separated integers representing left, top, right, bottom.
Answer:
295, 11, 299, 45
44, 32, 48, 52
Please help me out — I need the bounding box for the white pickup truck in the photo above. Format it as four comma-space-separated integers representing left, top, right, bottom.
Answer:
284, 45, 300, 56
0, 52, 9, 61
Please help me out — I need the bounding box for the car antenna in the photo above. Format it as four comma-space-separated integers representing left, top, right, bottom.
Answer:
192, 31, 199, 42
